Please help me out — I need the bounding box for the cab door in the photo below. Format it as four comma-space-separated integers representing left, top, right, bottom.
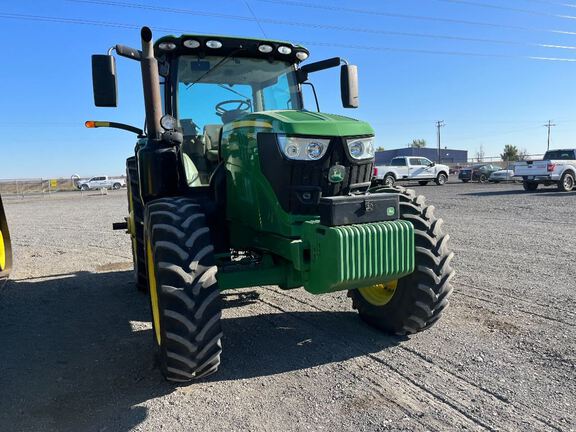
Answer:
408, 157, 427, 178
419, 158, 436, 179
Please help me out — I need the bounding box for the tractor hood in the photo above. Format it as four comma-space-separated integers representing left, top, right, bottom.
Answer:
228, 110, 374, 137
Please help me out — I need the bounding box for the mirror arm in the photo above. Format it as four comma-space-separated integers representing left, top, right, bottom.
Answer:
297, 57, 341, 83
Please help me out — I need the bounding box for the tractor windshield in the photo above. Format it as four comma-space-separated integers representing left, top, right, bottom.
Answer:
175, 56, 301, 131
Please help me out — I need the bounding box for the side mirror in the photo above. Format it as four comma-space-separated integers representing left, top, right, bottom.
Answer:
429, 162, 436, 167
91, 55, 118, 107
341, 65, 359, 108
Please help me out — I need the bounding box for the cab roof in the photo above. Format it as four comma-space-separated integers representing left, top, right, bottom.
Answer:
154, 34, 309, 64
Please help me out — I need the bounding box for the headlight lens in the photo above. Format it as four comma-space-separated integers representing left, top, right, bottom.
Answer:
346, 137, 375, 160
278, 136, 330, 161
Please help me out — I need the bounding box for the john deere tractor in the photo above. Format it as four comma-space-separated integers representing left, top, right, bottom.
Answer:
88, 27, 454, 382
0, 193, 13, 287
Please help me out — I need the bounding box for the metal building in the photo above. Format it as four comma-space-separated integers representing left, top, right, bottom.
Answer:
375, 148, 468, 165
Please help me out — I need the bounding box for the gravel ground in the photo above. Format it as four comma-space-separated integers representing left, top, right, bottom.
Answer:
0, 182, 574, 432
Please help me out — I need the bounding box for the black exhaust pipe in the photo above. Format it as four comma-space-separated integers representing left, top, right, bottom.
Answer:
140, 27, 162, 140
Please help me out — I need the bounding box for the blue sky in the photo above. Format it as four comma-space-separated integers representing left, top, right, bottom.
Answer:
1, 0, 575, 178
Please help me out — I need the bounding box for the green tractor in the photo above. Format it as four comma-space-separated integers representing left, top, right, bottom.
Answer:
0, 193, 13, 287
88, 27, 454, 382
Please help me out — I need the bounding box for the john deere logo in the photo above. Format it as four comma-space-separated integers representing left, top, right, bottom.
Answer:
387, 207, 395, 216
328, 164, 346, 183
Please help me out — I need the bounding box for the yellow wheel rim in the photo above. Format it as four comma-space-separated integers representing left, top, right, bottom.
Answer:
146, 239, 162, 345
358, 280, 398, 306
0, 229, 5, 271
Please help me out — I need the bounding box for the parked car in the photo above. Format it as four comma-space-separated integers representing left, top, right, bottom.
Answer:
76, 176, 125, 191
373, 156, 450, 187
458, 164, 502, 183
488, 169, 521, 183
514, 149, 576, 192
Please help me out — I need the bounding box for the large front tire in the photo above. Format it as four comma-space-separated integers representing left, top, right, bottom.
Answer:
348, 186, 455, 335
126, 157, 147, 292
145, 197, 222, 382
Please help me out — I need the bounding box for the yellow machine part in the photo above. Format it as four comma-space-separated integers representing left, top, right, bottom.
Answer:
0, 194, 13, 282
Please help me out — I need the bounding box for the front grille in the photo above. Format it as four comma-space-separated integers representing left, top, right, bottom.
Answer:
258, 134, 374, 215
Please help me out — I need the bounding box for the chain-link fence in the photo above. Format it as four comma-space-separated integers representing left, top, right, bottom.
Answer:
0, 176, 126, 198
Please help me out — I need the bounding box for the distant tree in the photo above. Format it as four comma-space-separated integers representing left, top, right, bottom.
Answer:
376, 146, 385, 152
410, 139, 427, 148
500, 144, 520, 161
518, 148, 529, 161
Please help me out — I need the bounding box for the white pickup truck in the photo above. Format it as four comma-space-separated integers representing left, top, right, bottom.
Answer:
77, 176, 125, 191
373, 156, 450, 187
514, 149, 576, 192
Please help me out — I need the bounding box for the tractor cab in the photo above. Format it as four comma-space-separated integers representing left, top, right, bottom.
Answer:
154, 35, 359, 189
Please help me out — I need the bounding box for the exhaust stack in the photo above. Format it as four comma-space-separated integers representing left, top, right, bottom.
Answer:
140, 27, 163, 140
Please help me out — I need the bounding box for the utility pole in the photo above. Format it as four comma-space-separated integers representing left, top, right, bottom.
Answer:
544, 120, 556, 151
436, 120, 445, 163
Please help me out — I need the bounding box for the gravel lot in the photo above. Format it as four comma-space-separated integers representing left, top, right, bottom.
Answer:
1, 182, 574, 432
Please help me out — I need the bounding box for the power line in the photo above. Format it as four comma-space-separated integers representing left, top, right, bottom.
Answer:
65, 0, 576, 51
299, 40, 576, 62
242, 0, 268, 38
520, 0, 576, 8
424, 0, 576, 20
257, 0, 576, 35
1, 12, 576, 62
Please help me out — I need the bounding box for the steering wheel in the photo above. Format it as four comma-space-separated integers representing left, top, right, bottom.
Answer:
215, 99, 252, 123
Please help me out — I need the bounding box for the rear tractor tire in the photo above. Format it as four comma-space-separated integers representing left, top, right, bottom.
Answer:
348, 186, 455, 335
0, 200, 12, 288
145, 197, 222, 382
126, 157, 147, 292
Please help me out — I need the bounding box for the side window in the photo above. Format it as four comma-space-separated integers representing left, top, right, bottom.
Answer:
409, 158, 421, 166
391, 158, 407, 166
262, 73, 295, 110
420, 158, 432, 166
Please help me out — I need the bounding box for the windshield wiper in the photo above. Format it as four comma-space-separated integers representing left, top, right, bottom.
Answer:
217, 84, 250, 100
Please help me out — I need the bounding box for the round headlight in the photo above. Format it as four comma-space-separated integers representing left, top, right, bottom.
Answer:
277, 46, 292, 55
160, 114, 177, 131
349, 141, 364, 158
158, 42, 177, 51
183, 39, 200, 48
296, 51, 309, 61
206, 40, 223, 49
285, 144, 300, 158
306, 142, 324, 160
258, 44, 273, 53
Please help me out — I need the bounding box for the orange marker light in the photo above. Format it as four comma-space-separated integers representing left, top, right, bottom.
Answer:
85, 121, 95, 128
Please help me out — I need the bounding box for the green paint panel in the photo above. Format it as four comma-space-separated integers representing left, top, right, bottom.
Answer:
302, 220, 415, 294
